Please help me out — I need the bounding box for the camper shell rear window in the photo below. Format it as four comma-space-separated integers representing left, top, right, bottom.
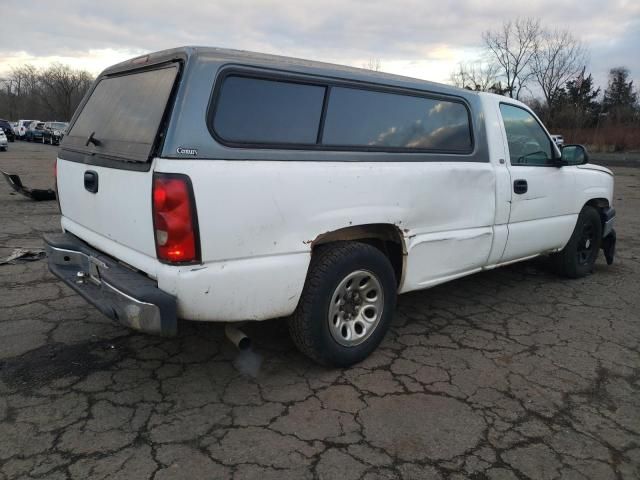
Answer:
63, 64, 179, 163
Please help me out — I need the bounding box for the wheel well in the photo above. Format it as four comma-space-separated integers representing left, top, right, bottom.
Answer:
584, 198, 610, 228
585, 198, 609, 210
311, 224, 406, 286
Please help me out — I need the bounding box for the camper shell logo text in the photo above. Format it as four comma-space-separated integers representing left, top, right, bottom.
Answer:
176, 147, 198, 156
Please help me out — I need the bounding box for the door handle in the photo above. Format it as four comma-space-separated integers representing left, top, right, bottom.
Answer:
513, 179, 528, 194
84, 170, 99, 193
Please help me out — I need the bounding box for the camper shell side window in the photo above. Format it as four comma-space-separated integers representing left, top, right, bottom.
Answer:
208, 69, 474, 155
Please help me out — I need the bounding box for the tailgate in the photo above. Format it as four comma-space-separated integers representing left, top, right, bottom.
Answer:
57, 160, 156, 257
57, 63, 180, 261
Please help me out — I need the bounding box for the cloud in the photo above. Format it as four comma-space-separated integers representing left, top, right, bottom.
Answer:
590, 18, 640, 89
0, 0, 638, 88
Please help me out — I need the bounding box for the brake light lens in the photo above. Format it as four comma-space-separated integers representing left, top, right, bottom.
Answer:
152, 174, 200, 263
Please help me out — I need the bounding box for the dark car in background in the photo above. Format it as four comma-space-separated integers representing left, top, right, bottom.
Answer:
43, 121, 69, 145
25, 122, 46, 142
0, 119, 16, 142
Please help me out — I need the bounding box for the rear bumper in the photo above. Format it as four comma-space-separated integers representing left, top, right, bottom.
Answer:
44, 232, 177, 336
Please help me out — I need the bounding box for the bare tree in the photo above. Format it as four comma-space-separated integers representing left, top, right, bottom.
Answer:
450, 61, 500, 91
9, 64, 39, 97
39, 63, 94, 120
363, 58, 382, 72
4, 65, 41, 118
482, 17, 542, 99
0, 63, 94, 120
532, 29, 587, 106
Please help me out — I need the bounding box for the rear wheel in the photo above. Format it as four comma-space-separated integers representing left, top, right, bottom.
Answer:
289, 242, 397, 367
552, 206, 602, 278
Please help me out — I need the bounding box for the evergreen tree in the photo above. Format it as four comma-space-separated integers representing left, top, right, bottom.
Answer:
549, 70, 600, 128
602, 67, 638, 123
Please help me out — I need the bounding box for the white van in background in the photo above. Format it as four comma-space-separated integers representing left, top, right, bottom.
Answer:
16, 119, 36, 139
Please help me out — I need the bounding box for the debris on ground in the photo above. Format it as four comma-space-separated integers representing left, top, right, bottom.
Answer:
0, 248, 46, 265
1, 170, 56, 201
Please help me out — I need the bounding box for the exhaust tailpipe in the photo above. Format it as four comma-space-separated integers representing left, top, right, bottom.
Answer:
225, 325, 251, 351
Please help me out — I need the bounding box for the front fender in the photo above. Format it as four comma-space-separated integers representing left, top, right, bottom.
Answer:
575, 165, 614, 211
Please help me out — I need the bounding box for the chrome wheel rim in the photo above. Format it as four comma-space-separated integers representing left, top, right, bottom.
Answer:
577, 223, 596, 265
328, 269, 384, 347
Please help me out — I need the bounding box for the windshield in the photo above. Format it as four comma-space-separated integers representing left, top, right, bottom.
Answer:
51, 122, 67, 129
64, 64, 178, 162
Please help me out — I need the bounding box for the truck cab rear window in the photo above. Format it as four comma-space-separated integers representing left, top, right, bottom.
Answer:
64, 65, 178, 162
213, 76, 326, 145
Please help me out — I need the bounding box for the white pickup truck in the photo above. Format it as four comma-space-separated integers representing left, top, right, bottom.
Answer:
45, 47, 616, 366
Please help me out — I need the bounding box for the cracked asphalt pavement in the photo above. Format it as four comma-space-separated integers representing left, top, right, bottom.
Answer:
1, 142, 639, 479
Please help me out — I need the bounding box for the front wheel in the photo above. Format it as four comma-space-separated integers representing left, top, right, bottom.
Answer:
289, 242, 397, 367
552, 206, 602, 278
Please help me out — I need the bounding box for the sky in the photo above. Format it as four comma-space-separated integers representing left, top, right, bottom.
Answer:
0, 0, 638, 96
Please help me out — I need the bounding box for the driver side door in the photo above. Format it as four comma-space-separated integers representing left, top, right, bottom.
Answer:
498, 103, 578, 262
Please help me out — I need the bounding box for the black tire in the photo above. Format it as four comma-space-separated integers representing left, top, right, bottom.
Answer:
552, 206, 602, 278
289, 241, 397, 367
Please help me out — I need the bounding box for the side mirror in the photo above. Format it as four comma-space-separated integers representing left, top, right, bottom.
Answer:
560, 144, 589, 166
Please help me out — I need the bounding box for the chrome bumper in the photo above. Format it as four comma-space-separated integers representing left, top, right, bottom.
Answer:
44, 233, 177, 336
600, 207, 616, 265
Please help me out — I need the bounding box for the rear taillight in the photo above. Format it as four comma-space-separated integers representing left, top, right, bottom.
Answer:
152, 174, 200, 263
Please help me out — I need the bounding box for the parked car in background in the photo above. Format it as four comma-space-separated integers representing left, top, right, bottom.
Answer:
47, 47, 617, 367
17, 120, 36, 139
43, 121, 69, 145
551, 134, 565, 147
25, 122, 46, 142
0, 129, 8, 151
0, 119, 16, 142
